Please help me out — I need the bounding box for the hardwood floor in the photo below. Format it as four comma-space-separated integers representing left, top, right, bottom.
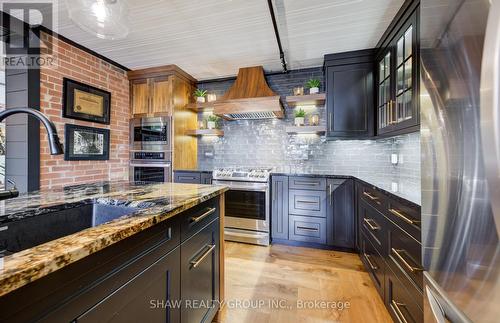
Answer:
216, 242, 391, 323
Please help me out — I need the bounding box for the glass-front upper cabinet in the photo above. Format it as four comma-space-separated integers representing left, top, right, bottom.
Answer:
377, 9, 419, 136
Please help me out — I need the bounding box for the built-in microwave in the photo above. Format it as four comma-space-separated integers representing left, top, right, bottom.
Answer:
130, 117, 171, 151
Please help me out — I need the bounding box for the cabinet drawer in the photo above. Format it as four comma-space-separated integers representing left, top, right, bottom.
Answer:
359, 200, 387, 255
181, 219, 220, 323
386, 265, 423, 323
389, 223, 423, 290
180, 198, 219, 242
289, 215, 326, 244
386, 198, 421, 242
289, 189, 327, 218
289, 177, 327, 191
174, 172, 201, 184
360, 231, 385, 299
359, 184, 387, 213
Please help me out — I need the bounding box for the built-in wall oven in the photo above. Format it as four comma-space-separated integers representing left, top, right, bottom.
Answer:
130, 117, 172, 183
212, 168, 271, 246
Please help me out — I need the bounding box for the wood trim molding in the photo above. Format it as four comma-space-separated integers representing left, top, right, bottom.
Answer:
127, 65, 197, 84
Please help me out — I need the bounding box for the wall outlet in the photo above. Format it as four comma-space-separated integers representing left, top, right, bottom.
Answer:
391, 153, 398, 165
391, 182, 398, 192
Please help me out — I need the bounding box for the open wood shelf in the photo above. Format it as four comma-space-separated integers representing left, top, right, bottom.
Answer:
285, 126, 326, 134
285, 93, 326, 108
186, 102, 216, 112
186, 129, 224, 136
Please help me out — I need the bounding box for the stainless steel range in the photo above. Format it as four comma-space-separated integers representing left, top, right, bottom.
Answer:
212, 167, 272, 246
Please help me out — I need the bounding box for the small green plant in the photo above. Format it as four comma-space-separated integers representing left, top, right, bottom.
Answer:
207, 115, 219, 122
295, 109, 306, 118
305, 79, 321, 89
193, 89, 208, 98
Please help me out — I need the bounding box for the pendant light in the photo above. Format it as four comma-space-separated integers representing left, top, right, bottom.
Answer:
66, 0, 129, 40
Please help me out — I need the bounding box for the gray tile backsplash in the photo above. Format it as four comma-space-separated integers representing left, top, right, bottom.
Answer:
196, 67, 420, 189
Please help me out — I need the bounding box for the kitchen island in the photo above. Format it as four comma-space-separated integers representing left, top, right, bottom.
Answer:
0, 181, 227, 323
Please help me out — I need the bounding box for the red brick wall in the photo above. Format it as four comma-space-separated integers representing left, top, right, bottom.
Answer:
39, 33, 130, 190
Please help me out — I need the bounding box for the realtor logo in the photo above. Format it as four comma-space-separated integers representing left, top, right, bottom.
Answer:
1, 0, 58, 68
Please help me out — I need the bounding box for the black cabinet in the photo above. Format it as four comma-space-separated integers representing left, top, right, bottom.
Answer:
271, 176, 289, 240
174, 171, 212, 184
376, 3, 419, 136
326, 179, 354, 249
76, 247, 181, 323
324, 49, 375, 139
181, 219, 220, 323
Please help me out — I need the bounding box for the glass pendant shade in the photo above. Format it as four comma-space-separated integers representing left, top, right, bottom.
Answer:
66, 0, 129, 40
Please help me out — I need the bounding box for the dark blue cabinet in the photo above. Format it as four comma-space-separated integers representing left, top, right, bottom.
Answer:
271, 176, 289, 240
174, 171, 212, 184
326, 179, 355, 249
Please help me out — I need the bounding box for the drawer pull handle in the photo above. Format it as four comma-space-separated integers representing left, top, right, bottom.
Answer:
190, 244, 216, 268
190, 207, 216, 223
389, 208, 420, 226
297, 200, 317, 204
363, 218, 380, 231
391, 300, 409, 323
363, 191, 381, 205
297, 226, 318, 232
297, 181, 319, 186
364, 253, 378, 270
392, 248, 423, 273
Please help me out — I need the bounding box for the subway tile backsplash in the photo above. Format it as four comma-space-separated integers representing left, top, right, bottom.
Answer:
197, 67, 420, 189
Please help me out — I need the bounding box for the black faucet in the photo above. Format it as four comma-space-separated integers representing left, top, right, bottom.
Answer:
0, 107, 64, 200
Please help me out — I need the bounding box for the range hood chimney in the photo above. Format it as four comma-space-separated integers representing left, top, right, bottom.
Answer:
213, 66, 284, 120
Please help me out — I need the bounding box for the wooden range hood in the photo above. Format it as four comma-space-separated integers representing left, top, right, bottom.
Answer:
213, 66, 284, 120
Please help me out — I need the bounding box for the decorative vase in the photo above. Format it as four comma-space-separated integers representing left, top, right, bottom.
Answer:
294, 117, 305, 126
207, 121, 216, 129
196, 96, 206, 103
309, 87, 319, 94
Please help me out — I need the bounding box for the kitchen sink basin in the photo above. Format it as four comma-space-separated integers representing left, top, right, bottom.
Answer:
0, 202, 139, 256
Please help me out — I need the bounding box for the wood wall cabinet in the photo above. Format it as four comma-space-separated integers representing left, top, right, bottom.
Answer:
324, 49, 375, 139
128, 65, 199, 170
376, 2, 420, 136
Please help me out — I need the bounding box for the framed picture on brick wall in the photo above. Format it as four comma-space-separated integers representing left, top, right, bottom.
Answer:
63, 78, 111, 124
64, 124, 110, 161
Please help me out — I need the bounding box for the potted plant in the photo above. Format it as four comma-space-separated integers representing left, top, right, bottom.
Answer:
294, 109, 306, 126
194, 89, 207, 103
206, 115, 219, 129
305, 79, 321, 94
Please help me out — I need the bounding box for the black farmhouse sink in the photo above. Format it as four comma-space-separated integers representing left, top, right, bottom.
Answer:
0, 202, 138, 256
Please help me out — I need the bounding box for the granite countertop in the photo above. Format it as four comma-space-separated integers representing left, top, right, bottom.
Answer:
271, 170, 420, 206
0, 181, 228, 297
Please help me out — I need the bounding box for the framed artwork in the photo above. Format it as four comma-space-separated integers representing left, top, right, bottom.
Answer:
63, 78, 111, 124
64, 124, 110, 161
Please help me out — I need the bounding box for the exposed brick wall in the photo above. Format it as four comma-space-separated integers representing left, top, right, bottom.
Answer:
39, 32, 129, 190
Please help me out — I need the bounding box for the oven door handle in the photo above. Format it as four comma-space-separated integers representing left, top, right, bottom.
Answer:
130, 163, 171, 167
212, 181, 268, 192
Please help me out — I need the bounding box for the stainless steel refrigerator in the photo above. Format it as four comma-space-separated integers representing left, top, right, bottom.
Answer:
421, 0, 499, 322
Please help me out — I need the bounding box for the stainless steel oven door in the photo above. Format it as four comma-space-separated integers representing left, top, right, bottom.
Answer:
130, 162, 171, 183
130, 117, 171, 151
212, 180, 269, 232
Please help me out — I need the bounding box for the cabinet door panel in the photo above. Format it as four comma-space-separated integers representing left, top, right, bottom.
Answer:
326, 62, 374, 138
151, 77, 172, 115
131, 80, 150, 116
360, 231, 385, 299
181, 220, 219, 323
76, 247, 180, 323
289, 215, 326, 244
289, 189, 327, 218
271, 176, 289, 240
327, 179, 355, 248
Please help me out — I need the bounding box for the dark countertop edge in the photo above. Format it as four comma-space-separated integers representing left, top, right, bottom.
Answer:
0, 186, 228, 298
270, 172, 420, 208
173, 169, 213, 174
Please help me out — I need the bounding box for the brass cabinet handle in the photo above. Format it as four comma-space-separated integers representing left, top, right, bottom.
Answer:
363, 218, 380, 231
364, 253, 378, 270
391, 300, 409, 323
190, 244, 216, 268
389, 208, 420, 226
190, 207, 216, 223
362, 191, 380, 204
297, 226, 319, 232
392, 248, 423, 273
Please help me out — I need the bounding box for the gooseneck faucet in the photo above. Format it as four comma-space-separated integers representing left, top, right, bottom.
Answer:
0, 107, 64, 200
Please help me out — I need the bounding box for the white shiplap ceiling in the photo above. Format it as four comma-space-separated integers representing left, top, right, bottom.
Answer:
46, 0, 404, 80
